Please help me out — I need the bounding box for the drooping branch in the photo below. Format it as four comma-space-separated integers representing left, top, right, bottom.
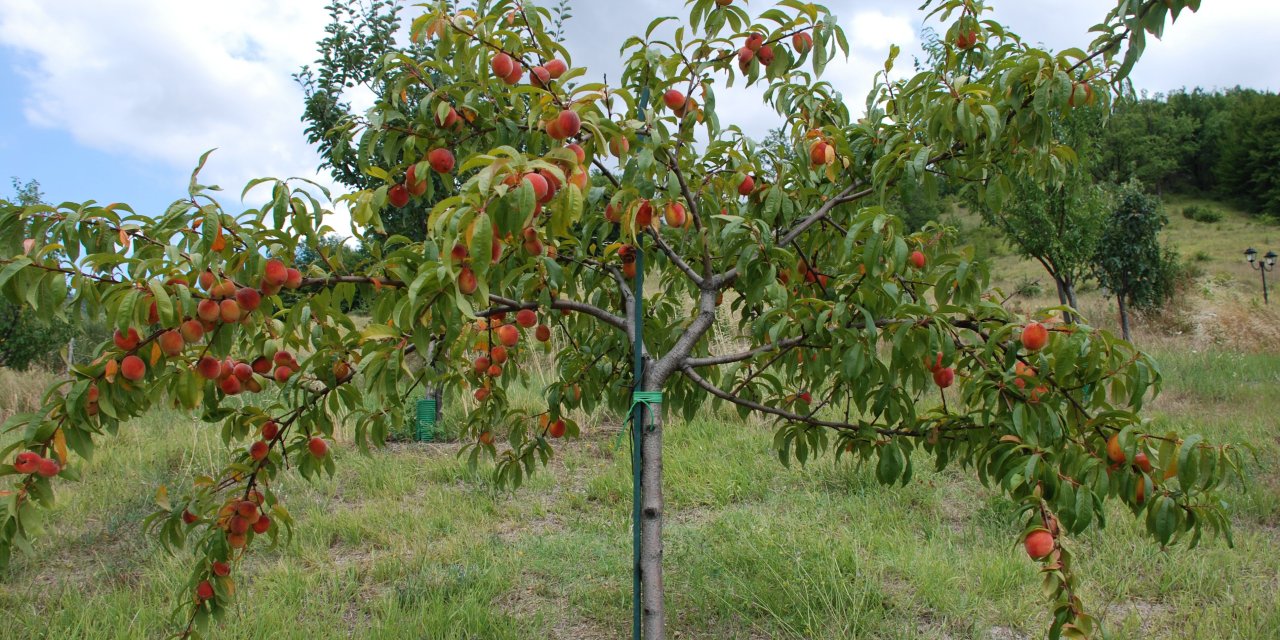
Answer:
679, 364, 984, 438
487, 294, 627, 332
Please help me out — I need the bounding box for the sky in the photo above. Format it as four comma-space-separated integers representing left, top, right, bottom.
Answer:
1, 0, 1277, 236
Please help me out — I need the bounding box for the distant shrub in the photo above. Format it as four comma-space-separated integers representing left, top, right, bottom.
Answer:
1193, 250, 1212, 262
1014, 277, 1043, 298
1182, 204, 1223, 223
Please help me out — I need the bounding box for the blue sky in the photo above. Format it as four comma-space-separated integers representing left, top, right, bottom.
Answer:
1, 0, 1278, 232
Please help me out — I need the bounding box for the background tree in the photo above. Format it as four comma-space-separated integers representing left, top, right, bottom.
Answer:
0, 179, 77, 371
981, 107, 1110, 319
1096, 93, 1197, 193
1093, 182, 1178, 341
0, 2, 1243, 639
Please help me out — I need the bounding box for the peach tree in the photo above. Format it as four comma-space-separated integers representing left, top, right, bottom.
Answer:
0, 0, 1242, 638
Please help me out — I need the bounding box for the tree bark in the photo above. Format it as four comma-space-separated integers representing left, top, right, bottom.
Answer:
1117, 294, 1132, 341
640, 367, 665, 640
1053, 276, 1078, 324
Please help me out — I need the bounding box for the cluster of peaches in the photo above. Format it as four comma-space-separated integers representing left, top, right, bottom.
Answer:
468, 308, 552, 404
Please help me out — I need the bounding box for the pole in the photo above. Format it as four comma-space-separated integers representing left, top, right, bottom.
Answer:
630, 85, 651, 640
1262, 267, 1269, 305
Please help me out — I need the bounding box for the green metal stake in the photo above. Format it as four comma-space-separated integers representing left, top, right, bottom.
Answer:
631, 86, 651, 640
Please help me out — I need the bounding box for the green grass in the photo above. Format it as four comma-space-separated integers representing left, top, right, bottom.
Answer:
1, 341, 1277, 639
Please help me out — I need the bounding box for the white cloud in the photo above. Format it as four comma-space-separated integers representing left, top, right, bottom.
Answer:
0, 0, 354, 232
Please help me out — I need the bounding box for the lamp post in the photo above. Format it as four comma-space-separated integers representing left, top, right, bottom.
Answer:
1244, 248, 1277, 304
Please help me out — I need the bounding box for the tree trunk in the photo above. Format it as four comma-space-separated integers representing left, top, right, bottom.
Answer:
640, 367, 665, 639
1117, 294, 1132, 341
1053, 276, 1077, 324
1064, 280, 1079, 317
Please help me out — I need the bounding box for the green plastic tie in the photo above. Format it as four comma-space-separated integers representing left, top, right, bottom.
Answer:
615, 391, 663, 450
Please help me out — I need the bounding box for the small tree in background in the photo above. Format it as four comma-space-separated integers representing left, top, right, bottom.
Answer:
981, 100, 1116, 322
1094, 183, 1178, 341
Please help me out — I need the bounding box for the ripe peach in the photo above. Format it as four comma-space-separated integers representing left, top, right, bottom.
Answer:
569, 168, 588, 190
233, 363, 253, 382
479, 431, 495, 446
36, 457, 60, 478
212, 561, 230, 577
535, 325, 551, 342
197, 299, 220, 323
474, 387, 491, 402
264, 259, 288, 286
494, 324, 518, 347
609, 136, 630, 157
932, 367, 955, 388
435, 106, 460, 129
196, 580, 215, 601
220, 376, 242, 395
523, 172, 549, 201
793, 31, 812, 53
737, 46, 754, 71
955, 30, 977, 50
272, 351, 295, 368
219, 299, 241, 323
566, 143, 586, 163
218, 358, 235, 380
487, 364, 503, 377
516, 309, 537, 328
544, 58, 567, 79
1134, 451, 1152, 473
488, 346, 507, 365
633, 199, 654, 227
663, 89, 686, 111
227, 532, 247, 549
113, 327, 141, 351
459, 267, 478, 295
308, 436, 328, 458
491, 53, 514, 79
249, 440, 269, 461
757, 44, 775, 65
909, 251, 926, 269
1106, 433, 1125, 464
121, 355, 146, 381
158, 330, 185, 357
737, 175, 755, 196
251, 357, 272, 375
503, 64, 523, 85
389, 183, 410, 208
745, 33, 764, 51
14, 451, 40, 474
228, 515, 250, 535
333, 360, 351, 380
605, 203, 620, 223
406, 162, 428, 196
147, 301, 160, 325
285, 268, 303, 289
87, 383, 100, 403
549, 420, 566, 438
623, 262, 637, 279
473, 356, 491, 375
1021, 322, 1048, 351
1024, 529, 1054, 560
556, 110, 581, 138
664, 202, 687, 228
182, 510, 199, 525
274, 366, 293, 383
252, 514, 270, 534
529, 65, 551, 87
180, 319, 205, 344
428, 148, 455, 173
235, 287, 261, 312
450, 243, 469, 263
197, 356, 221, 380
261, 421, 280, 440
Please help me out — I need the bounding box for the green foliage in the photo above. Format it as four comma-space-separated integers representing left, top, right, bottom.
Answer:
1181, 204, 1222, 223
1098, 87, 1280, 218
1095, 183, 1178, 313
0, 1, 1242, 638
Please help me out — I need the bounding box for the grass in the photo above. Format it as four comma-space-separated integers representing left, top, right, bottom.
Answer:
0, 340, 1277, 639
2, 199, 1279, 639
